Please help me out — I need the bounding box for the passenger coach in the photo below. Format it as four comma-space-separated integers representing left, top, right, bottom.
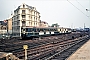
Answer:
21, 27, 71, 39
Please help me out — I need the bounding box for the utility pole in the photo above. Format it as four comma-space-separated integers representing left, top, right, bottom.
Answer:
84, 23, 85, 29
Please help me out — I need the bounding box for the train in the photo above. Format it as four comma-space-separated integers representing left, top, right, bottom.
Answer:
21, 27, 72, 39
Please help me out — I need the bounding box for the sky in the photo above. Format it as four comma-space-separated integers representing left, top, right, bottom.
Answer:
0, 0, 90, 28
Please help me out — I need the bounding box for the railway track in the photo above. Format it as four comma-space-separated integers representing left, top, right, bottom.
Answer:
0, 32, 89, 60
29, 35, 90, 60
13, 33, 89, 60
45, 35, 90, 60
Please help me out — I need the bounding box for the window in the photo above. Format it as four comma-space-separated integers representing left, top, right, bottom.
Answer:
22, 21, 25, 24
17, 21, 20, 25
23, 4, 25, 8
22, 15, 25, 18
22, 21, 25, 26
22, 10, 25, 14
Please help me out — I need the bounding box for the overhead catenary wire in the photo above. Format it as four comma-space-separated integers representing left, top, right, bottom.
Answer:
67, 0, 89, 18
76, 0, 85, 9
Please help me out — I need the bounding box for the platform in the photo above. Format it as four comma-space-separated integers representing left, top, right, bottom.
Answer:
67, 39, 90, 60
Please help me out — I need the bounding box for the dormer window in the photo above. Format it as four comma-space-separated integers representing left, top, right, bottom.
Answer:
23, 4, 25, 8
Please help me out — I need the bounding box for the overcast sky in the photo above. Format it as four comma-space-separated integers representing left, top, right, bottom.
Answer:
0, 0, 90, 28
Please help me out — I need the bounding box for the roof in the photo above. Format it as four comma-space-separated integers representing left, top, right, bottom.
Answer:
26, 4, 34, 9
15, 3, 34, 11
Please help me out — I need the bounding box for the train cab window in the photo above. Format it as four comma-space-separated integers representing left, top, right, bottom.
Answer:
26, 28, 28, 32
60, 29, 61, 31
23, 28, 26, 31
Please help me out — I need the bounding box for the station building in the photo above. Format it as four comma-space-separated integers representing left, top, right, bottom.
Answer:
12, 3, 41, 38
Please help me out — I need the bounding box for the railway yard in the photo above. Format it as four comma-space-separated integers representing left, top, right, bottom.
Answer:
0, 32, 90, 60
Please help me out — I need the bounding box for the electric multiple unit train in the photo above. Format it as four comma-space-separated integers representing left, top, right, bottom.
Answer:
21, 27, 72, 39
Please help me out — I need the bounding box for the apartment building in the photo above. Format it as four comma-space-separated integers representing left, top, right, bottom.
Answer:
12, 3, 41, 37
0, 21, 7, 34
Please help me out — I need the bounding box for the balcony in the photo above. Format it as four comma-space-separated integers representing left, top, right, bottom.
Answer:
22, 18, 26, 20
21, 13, 26, 15
22, 24, 26, 27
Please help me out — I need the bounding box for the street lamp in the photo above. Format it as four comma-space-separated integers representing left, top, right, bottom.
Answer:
86, 8, 90, 17
86, 8, 90, 11
23, 45, 28, 60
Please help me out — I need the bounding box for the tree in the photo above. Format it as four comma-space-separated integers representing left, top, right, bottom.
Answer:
51, 23, 59, 27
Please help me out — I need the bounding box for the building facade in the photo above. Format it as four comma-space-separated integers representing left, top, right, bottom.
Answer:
12, 3, 41, 37
40, 21, 49, 27
7, 16, 13, 34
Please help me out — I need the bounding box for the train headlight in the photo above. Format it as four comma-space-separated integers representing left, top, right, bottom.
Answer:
23, 31, 25, 34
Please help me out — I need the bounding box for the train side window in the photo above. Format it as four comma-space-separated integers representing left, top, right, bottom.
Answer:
49, 29, 51, 31
32, 28, 34, 32
26, 28, 28, 32
39, 29, 40, 32
37, 29, 38, 32
46, 29, 47, 31
43, 29, 45, 32
51, 29, 52, 31
28, 28, 30, 32
48, 29, 49, 31
65, 29, 66, 31
42, 29, 44, 32
44, 29, 46, 31
40, 29, 43, 32
36, 28, 38, 32
34, 29, 36, 32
